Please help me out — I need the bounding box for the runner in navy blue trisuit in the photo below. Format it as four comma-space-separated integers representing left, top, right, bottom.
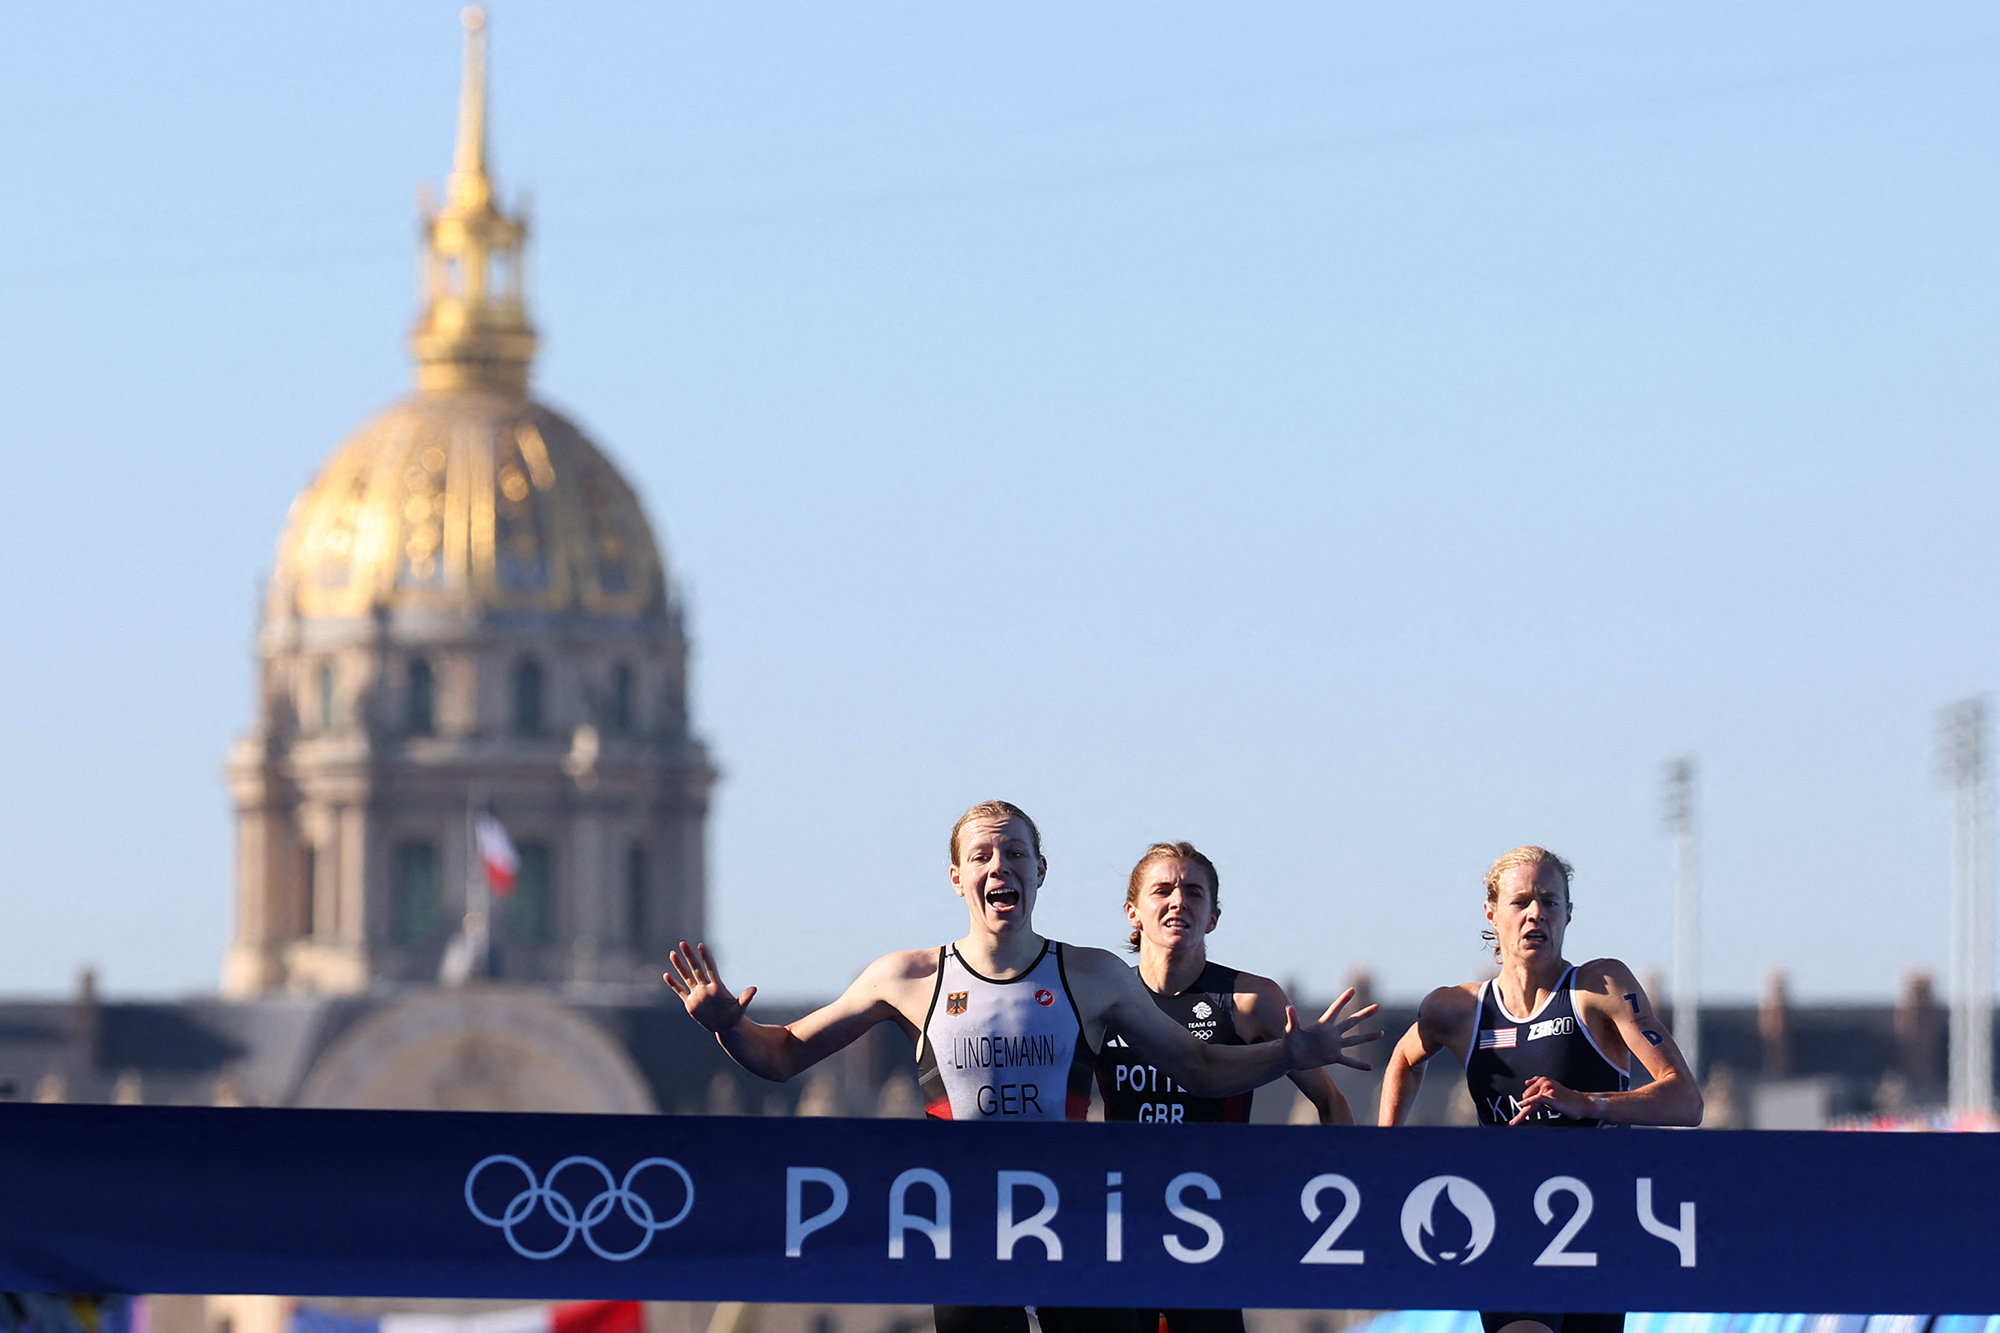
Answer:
1377, 846, 1703, 1333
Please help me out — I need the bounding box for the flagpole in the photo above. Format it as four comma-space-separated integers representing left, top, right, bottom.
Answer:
444, 790, 492, 986
467, 790, 490, 979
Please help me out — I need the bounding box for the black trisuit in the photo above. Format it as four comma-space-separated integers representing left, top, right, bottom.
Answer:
1094, 960, 1255, 1333
1465, 964, 1631, 1333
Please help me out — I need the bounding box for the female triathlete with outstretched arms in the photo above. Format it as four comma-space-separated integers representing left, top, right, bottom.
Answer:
666, 800, 1380, 1333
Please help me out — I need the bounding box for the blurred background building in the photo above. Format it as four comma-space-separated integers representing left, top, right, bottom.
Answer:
224, 3, 711, 1004
0, 5, 907, 1131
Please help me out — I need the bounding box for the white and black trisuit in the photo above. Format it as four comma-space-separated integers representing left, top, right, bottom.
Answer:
913, 940, 1097, 1121
911, 941, 1127, 1333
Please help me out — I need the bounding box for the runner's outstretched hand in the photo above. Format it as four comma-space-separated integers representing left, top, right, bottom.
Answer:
1281, 987, 1383, 1073
664, 941, 757, 1033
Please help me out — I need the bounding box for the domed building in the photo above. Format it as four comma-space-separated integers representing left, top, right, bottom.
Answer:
223, 9, 713, 999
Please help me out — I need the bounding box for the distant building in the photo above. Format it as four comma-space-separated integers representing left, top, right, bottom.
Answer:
0, 8, 766, 1129
223, 6, 711, 1002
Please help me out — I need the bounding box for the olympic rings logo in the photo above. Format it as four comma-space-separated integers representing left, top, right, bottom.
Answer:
465, 1155, 696, 1261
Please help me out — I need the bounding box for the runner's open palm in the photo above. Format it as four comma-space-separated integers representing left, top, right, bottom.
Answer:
665, 941, 757, 1033
1283, 987, 1383, 1072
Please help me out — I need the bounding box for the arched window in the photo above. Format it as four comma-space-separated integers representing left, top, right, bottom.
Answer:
611, 663, 634, 733
626, 844, 648, 943
393, 842, 439, 943
407, 658, 435, 735
512, 658, 544, 734
317, 661, 336, 731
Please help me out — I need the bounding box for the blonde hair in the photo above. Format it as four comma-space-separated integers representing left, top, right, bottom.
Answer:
1480, 845, 1573, 959
949, 801, 1042, 865
1124, 842, 1219, 952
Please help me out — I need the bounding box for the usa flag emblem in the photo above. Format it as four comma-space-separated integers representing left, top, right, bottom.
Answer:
1477, 1027, 1518, 1050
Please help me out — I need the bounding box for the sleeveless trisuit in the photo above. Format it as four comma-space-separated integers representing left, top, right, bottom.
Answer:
915, 941, 1128, 1333
915, 941, 1096, 1121
1097, 960, 1257, 1333
1466, 965, 1632, 1333
1464, 964, 1629, 1128
1095, 960, 1252, 1124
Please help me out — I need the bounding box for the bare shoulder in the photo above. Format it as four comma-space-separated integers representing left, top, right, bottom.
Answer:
1057, 942, 1135, 985
850, 948, 945, 1008
1417, 983, 1480, 1035
1223, 967, 1290, 1040
842, 947, 946, 1031
860, 947, 944, 982
1569, 957, 1642, 1000
1056, 943, 1147, 1021
1224, 966, 1288, 1012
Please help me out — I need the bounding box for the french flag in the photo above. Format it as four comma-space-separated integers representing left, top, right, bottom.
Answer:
293, 1302, 642, 1333
475, 808, 519, 897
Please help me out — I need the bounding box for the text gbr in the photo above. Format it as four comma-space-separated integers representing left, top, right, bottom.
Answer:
784, 1169, 1697, 1268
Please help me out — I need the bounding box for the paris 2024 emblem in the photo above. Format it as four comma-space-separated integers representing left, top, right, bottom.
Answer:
1400, 1175, 1496, 1265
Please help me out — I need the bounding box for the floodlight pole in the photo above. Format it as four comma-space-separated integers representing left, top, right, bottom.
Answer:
1664, 758, 1700, 1083
1942, 698, 1992, 1118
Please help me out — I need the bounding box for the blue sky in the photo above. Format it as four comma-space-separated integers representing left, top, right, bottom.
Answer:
2, 3, 1997, 1003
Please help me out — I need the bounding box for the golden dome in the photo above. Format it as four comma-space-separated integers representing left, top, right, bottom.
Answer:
267, 10, 665, 625
269, 391, 665, 621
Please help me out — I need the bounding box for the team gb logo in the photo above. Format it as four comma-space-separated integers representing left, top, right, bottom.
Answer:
1192, 1001, 1214, 1019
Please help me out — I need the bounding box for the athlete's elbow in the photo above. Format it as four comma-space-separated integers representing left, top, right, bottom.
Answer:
1662, 1078, 1704, 1126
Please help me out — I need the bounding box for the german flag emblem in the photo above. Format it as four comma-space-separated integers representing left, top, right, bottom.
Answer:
946, 991, 969, 1016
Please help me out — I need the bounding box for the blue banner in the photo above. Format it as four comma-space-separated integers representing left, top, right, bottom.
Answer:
0, 1104, 1993, 1312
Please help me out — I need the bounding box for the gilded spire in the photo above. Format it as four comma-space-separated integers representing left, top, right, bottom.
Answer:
450, 6, 490, 208
411, 6, 536, 395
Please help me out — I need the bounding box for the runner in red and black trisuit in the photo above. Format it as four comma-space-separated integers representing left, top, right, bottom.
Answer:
1096, 842, 1363, 1333
1378, 846, 1704, 1333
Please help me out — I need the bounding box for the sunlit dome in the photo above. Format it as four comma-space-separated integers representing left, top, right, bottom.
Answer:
265, 5, 664, 626
269, 393, 665, 622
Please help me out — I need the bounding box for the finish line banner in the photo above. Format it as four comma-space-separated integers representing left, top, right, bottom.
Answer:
1, 1104, 1996, 1312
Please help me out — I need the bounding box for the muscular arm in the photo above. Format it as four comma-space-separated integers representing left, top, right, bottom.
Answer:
1288, 1067, 1353, 1125
665, 942, 929, 1083
1231, 972, 1355, 1125
1378, 986, 1475, 1126
1072, 949, 1380, 1099
1529, 960, 1702, 1126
